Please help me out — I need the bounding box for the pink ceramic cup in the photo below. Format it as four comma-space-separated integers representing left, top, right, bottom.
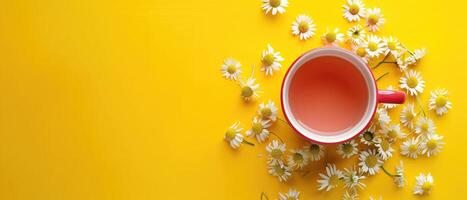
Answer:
281, 47, 405, 144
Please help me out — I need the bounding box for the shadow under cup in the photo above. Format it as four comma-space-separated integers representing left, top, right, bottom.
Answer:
282, 48, 377, 144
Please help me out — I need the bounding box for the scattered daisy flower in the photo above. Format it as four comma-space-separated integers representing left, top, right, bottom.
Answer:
261, 44, 284, 76
409, 48, 427, 65
292, 15, 316, 40
352, 40, 370, 63
383, 86, 398, 109
400, 137, 421, 159
395, 50, 415, 71
343, 0, 366, 22
224, 122, 244, 149
414, 173, 434, 195
383, 36, 402, 55
258, 100, 279, 121
262, 0, 288, 15
365, 8, 385, 32
322, 28, 344, 45
246, 117, 271, 142
372, 108, 391, 128
337, 140, 359, 158
268, 162, 292, 182
279, 188, 299, 200
415, 117, 435, 135
343, 166, 366, 190
421, 133, 444, 157
394, 160, 405, 188
240, 77, 261, 100
400, 70, 425, 96
379, 124, 406, 142
266, 140, 286, 163
317, 163, 344, 191
359, 149, 383, 175
429, 89, 452, 116
400, 103, 417, 129
288, 148, 309, 170
360, 128, 380, 145
343, 190, 358, 200
305, 143, 325, 161
365, 35, 385, 57
347, 25, 367, 44
221, 58, 242, 80
375, 137, 394, 160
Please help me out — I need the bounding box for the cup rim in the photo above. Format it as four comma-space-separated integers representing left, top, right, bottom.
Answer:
280, 47, 378, 144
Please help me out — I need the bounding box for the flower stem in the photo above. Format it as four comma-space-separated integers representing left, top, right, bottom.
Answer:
250, 64, 256, 79
301, 170, 311, 177
261, 192, 269, 200
380, 166, 400, 177
415, 96, 427, 117
372, 53, 391, 69
242, 139, 255, 146
376, 72, 389, 82
277, 117, 292, 128
270, 131, 284, 143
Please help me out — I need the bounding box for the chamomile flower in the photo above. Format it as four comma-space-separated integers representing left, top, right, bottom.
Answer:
258, 100, 279, 121
343, 0, 366, 22
375, 138, 393, 160
292, 15, 316, 40
337, 140, 359, 158
317, 163, 344, 191
379, 124, 406, 142
372, 108, 391, 128
279, 189, 299, 200
266, 140, 286, 163
360, 128, 380, 145
322, 28, 344, 45
347, 25, 367, 44
246, 117, 271, 143
305, 143, 325, 161
383, 86, 398, 109
429, 89, 452, 116
414, 173, 434, 195
415, 117, 435, 135
261, 44, 284, 76
365, 35, 385, 57
288, 149, 309, 170
268, 162, 292, 182
395, 50, 415, 71
394, 161, 405, 188
224, 122, 244, 149
400, 70, 425, 96
343, 190, 358, 200
400, 103, 417, 129
400, 137, 421, 159
359, 149, 383, 175
365, 8, 385, 32
221, 58, 242, 80
408, 48, 426, 65
240, 77, 261, 100
262, 0, 288, 15
420, 134, 444, 157
343, 166, 366, 190
352, 40, 370, 63
383, 36, 402, 55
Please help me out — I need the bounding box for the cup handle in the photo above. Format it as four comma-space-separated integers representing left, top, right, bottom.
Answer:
377, 90, 406, 104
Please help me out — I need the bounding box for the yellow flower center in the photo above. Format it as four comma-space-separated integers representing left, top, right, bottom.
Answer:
405, 112, 414, 121
241, 86, 253, 98
329, 175, 340, 186
422, 182, 432, 192
225, 128, 236, 140
273, 164, 285, 175
407, 77, 419, 88
261, 107, 272, 118
356, 47, 367, 57
380, 139, 390, 151
388, 41, 397, 51
349, 4, 360, 15
368, 14, 379, 25
269, 0, 281, 8
293, 152, 304, 163
271, 149, 283, 159
262, 54, 275, 67
342, 143, 353, 154
363, 131, 374, 142
227, 65, 237, 74
388, 130, 397, 138
427, 139, 437, 150
252, 122, 263, 134
435, 96, 447, 107
325, 32, 337, 43
310, 144, 320, 154
408, 144, 418, 153
368, 42, 378, 51
365, 155, 378, 167
421, 123, 429, 132
298, 22, 310, 33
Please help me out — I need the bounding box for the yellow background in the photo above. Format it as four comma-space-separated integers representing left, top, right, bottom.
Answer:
0, 0, 465, 199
